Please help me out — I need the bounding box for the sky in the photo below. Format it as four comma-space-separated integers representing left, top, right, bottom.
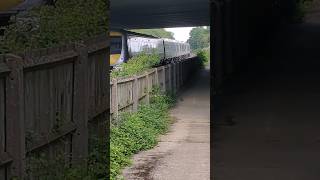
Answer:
165, 27, 195, 42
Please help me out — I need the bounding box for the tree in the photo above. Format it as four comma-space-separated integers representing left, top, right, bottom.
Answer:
187, 27, 210, 51
131, 29, 175, 39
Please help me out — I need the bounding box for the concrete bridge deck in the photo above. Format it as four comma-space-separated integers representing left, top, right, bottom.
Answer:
123, 67, 210, 180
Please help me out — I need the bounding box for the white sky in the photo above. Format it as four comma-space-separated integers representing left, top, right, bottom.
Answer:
165, 27, 195, 42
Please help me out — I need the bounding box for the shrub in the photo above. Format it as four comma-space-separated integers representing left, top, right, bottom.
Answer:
0, 0, 108, 54
196, 49, 210, 67
110, 88, 175, 180
111, 53, 160, 78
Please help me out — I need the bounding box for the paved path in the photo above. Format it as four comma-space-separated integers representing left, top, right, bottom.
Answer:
123, 67, 210, 180
214, 3, 320, 180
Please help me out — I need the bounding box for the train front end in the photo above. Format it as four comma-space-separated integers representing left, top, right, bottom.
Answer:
110, 31, 127, 68
0, 0, 24, 11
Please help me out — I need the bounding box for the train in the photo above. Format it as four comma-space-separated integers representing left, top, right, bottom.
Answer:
110, 29, 191, 67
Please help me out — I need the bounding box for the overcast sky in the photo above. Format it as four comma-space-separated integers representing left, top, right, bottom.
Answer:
165, 27, 195, 42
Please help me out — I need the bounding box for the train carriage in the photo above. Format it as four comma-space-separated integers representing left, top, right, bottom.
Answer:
110, 29, 191, 67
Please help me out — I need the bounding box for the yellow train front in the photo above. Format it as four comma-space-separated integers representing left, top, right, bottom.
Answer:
0, 0, 24, 11
110, 29, 191, 68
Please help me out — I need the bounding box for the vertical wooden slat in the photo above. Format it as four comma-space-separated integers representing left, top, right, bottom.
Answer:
162, 66, 166, 92
0, 78, 5, 154
5, 55, 25, 178
168, 64, 172, 92
132, 76, 138, 112
72, 44, 89, 164
173, 63, 177, 93
145, 72, 150, 104
111, 79, 118, 118
155, 68, 159, 87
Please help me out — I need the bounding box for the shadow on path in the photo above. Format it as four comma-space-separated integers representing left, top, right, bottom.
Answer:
214, 3, 320, 180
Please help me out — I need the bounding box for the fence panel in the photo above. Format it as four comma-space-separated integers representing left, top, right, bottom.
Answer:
118, 80, 134, 112
138, 76, 148, 104
0, 77, 5, 156
86, 37, 109, 119
0, 35, 109, 179
0, 61, 7, 180
110, 56, 200, 117
24, 61, 74, 152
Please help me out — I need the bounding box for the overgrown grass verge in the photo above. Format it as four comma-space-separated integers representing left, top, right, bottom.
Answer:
111, 53, 160, 78
110, 87, 175, 180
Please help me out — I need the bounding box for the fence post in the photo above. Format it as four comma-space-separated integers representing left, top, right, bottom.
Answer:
5, 54, 25, 178
145, 72, 150, 104
162, 66, 166, 92
155, 68, 159, 86
72, 44, 89, 164
180, 61, 183, 87
168, 64, 172, 92
173, 63, 177, 93
132, 76, 139, 112
111, 79, 118, 117
176, 62, 179, 90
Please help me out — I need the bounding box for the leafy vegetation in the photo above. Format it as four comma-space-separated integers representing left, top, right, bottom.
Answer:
0, 0, 108, 54
26, 136, 109, 180
131, 29, 175, 39
110, 87, 175, 180
187, 27, 210, 51
292, 0, 314, 23
111, 53, 160, 78
196, 49, 210, 67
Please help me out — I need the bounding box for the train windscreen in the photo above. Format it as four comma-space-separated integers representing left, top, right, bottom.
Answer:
111, 36, 122, 55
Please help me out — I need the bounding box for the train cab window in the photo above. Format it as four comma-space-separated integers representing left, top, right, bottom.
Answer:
111, 36, 122, 54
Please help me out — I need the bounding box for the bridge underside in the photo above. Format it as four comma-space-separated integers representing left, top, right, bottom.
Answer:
110, 0, 210, 29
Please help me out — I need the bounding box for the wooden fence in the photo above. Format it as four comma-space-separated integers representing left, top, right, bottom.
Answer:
110, 56, 200, 118
0, 34, 109, 179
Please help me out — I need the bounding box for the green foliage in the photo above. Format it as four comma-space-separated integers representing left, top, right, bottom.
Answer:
187, 27, 210, 51
131, 29, 175, 39
0, 0, 108, 54
196, 49, 210, 67
111, 53, 160, 78
110, 88, 174, 180
292, 0, 314, 23
26, 137, 109, 179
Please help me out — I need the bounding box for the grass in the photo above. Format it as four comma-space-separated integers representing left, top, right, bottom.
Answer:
110, 87, 175, 180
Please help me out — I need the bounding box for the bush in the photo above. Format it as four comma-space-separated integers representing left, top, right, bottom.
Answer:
292, 0, 314, 23
0, 0, 108, 54
110, 88, 175, 180
111, 53, 160, 78
196, 49, 210, 67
